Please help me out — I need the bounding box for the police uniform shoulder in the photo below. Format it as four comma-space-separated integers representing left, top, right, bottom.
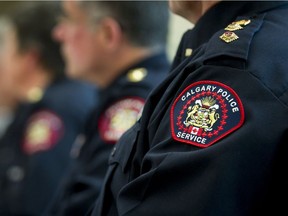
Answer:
203, 14, 266, 64
96, 67, 148, 144
244, 8, 288, 105
127, 56, 169, 85
111, 54, 168, 104
126, 52, 169, 81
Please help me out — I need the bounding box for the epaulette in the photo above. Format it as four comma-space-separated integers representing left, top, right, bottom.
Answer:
203, 13, 266, 67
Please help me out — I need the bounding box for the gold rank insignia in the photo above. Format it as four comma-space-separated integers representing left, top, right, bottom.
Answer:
27, 87, 44, 103
220, 31, 239, 43
127, 68, 147, 82
225, 19, 251, 31
185, 48, 193, 57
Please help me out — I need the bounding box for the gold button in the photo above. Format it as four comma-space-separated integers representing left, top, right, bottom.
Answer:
7, 166, 25, 182
27, 87, 43, 103
127, 68, 147, 82
185, 48, 193, 57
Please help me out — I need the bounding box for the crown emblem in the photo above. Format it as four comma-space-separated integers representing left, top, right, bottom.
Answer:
201, 96, 216, 108
225, 19, 251, 31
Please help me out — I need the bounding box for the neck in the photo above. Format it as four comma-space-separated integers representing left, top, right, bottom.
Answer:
188, 1, 220, 23
22, 67, 52, 102
92, 46, 156, 89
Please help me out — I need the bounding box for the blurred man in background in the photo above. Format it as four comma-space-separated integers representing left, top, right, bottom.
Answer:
0, 18, 19, 139
0, 71, 18, 139
0, 2, 96, 215
46, 1, 170, 215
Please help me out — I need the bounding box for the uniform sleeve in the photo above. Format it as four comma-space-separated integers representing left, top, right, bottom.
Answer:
19, 108, 86, 214
46, 142, 113, 215
98, 64, 288, 216
91, 7, 288, 216
47, 97, 146, 215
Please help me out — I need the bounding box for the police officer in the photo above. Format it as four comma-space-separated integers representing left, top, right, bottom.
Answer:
46, 1, 170, 215
0, 2, 96, 215
89, 1, 288, 215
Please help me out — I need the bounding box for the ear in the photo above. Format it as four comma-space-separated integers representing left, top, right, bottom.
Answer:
23, 48, 41, 70
99, 17, 123, 51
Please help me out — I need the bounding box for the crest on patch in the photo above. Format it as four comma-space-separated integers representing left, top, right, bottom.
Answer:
98, 97, 145, 143
171, 81, 244, 148
22, 110, 64, 154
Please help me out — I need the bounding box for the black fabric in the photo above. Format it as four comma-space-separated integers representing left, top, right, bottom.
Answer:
91, 1, 288, 216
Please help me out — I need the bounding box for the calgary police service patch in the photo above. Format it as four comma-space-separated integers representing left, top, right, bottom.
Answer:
98, 97, 145, 143
22, 110, 64, 154
171, 81, 244, 148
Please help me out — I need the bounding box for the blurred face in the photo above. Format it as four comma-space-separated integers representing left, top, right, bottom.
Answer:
53, 1, 105, 80
0, 28, 31, 100
0, 51, 18, 107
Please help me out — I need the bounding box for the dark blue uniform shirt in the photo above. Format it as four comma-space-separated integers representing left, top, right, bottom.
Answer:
46, 52, 170, 215
170, 1, 267, 71
0, 78, 96, 215
90, 2, 288, 216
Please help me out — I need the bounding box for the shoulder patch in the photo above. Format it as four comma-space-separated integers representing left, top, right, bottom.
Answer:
171, 81, 244, 148
98, 97, 145, 143
22, 110, 64, 154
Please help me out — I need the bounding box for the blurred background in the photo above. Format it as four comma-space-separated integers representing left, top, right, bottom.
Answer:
0, 0, 193, 61
0, 1, 193, 214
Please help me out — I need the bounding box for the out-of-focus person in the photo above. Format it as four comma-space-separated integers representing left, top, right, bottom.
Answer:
46, 1, 170, 215
0, 19, 19, 139
0, 68, 18, 139
0, 2, 97, 215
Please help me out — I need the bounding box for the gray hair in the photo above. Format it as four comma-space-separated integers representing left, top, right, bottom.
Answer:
77, 1, 169, 49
